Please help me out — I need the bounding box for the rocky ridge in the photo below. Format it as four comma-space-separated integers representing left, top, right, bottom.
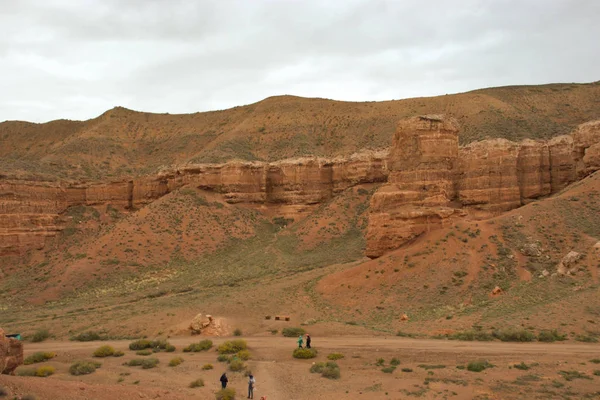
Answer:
366, 118, 600, 257
1, 120, 599, 258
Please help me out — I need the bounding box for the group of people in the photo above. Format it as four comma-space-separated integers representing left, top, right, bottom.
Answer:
297, 333, 311, 348
220, 372, 257, 399
217, 334, 313, 398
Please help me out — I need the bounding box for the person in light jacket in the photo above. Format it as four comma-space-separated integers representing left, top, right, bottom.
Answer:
247, 374, 256, 399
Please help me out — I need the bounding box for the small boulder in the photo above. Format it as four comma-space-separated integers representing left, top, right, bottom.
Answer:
400, 314, 409, 321
1, 330, 24, 375
491, 286, 503, 295
556, 251, 582, 275
189, 314, 213, 335
521, 243, 542, 257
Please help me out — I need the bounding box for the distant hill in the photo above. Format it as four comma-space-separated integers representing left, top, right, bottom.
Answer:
1, 81, 599, 180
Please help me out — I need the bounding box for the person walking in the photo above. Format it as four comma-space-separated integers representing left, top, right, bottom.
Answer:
220, 372, 228, 389
247, 374, 256, 399
297, 335, 303, 348
305, 334, 311, 349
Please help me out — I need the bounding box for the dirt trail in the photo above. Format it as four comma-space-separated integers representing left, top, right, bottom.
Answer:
24, 336, 600, 356
5, 336, 600, 400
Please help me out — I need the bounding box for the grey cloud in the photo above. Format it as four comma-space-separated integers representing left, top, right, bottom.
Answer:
0, 0, 598, 122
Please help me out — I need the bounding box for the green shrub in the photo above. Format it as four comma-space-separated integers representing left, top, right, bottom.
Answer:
282, 327, 305, 337
381, 366, 396, 373
34, 366, 55, 377
165, 344, 176, 352
375, 358, 385, 366
141, 358, 159, 369
150, 339, 172, 351
594, 370, 600, 376
322, 362, 341, 379
492, 329, 536, 342
229, 359, 245, 372
327, 353, 344, 360
129, 339, 152, 350
17, 368, 37, 377
233, 328, 242, 336
514, 362, 532, 370
218, 340, 247, 354
559, 370, 592, 381
93, 345, 115, 357
418, 364, 446, 370
310, 362, 326, 373
217, 354, 230, 362
0, 386, 7, 397
125, 359, 143, 367
401, 368, 413, 372
293, 348, 317, 359
24, 352, 56, 365
575, 335, 599, 343
467, 360, 494, 372
125, 358, 159, 369
189, 378, 204, 388
202, 363, 214, 370
31, 330, 50, 343
215, 388, 236, 400
590, 359, 600, 364
70, 331, 103, 342
237, 350, 251, 361
169, 357, 184, 367
113, 350, 125, 357
69, 361, 101, 376
184, 339, 213, 352
136, 350, 152, 356
538, 330, 567, 342
390, 358, 401, 366
448, 331, 494, 341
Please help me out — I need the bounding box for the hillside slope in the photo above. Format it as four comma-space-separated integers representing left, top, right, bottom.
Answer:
1, 82, 599, 180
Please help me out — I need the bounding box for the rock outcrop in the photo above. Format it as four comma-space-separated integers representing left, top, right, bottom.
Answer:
366, 115, 462, 256
556, 251, 583, 275
2, 116, 599, 258
366, 117, 600, 257
0, 328, 23, 375
0, 150, 388, 256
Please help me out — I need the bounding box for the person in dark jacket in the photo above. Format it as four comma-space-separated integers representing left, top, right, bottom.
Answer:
305, 334, 311, 349
220, 372, 228, 389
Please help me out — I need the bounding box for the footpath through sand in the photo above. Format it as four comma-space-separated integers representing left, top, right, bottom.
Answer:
2, 336, 600, 400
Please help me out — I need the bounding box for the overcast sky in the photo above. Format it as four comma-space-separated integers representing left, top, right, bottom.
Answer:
1, 0, 599, 123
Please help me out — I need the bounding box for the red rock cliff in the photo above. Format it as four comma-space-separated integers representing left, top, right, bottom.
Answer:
0, 150, 388, 256
366, 117, 600, 257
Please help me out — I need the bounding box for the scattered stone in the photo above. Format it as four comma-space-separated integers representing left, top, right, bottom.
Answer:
400, 314, 409, 321
491, 286, 503, 295
541, 269, 550, 277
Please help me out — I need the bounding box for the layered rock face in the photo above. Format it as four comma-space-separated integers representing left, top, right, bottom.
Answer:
2, 117, 599, 258
0, 328, 23, 375
0, 150, 388, 256
366, 117, 600, 257
366, 116, 462, 256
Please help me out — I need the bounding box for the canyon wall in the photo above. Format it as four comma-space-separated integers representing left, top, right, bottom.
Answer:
0, 150, 388, 256
2, 118, 599, 258
365, 117, 600, 257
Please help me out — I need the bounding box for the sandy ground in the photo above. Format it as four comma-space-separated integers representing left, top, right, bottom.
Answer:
2, 336, 600, 400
